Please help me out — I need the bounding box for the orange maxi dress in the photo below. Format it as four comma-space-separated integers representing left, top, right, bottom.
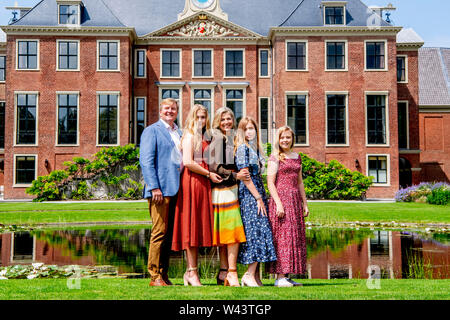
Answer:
171, 140, 214, 251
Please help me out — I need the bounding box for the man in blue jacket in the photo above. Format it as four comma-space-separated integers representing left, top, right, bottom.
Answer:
140, 98, 182, 286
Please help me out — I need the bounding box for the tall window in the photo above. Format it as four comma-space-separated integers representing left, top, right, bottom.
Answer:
259, 50, 269, 77
57, 94, 78, 145
398, 102, 408, 149
287, 94, 307, 145
98, 41, 118, 71
194, 89, 212, 117
397, 56, 407, 82
58, 41, 78, 70
59, 4, 79, 25
327, 95, 347, 145
161, 50, 180, 77
259, 98, 269, 144
226, 89, 244, 124
366, 42, 386, 70
225, 50, 243, 77
286, 42, 306, 70
325, 7, 344, 25
17, 41, 38, 70
135, 98, 146, 146
0, 102, 5, 149
368, 156, 388, 184
0, 56, 5, 81
15, 156, 36, 185
326, 42, 346, 70
98, 94, 118, 145
193, 50, 212, 77
16, 94, 37, 145
161, 88, 180, 126
135, 50, 146, 78
367, 95, 387, 145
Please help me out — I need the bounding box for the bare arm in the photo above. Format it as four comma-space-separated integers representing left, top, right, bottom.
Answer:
267, 160, 285, 218
241, 168, 267, 216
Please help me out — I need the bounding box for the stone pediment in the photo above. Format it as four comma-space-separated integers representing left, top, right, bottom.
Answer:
141, 12, 262, 40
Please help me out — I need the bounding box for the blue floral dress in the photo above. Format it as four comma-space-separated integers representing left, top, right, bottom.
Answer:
235, 144, 277, 265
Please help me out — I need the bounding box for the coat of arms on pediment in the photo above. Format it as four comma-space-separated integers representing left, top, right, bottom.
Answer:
144, 13, 262, 40
166, 18, 240, 38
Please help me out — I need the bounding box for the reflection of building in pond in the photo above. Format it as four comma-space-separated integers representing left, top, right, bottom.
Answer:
0, 229, 447, 279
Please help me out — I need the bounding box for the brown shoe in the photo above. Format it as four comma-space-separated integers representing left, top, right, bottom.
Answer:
162, 275, 173, 286
149, 278, 168, 287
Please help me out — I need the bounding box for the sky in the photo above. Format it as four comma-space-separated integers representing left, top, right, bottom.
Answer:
0, 0, 448, 47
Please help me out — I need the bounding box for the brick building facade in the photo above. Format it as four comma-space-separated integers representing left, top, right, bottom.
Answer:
0, 0, 431, 199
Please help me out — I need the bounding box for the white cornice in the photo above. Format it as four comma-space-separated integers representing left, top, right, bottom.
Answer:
1, 25, 137, 39
397, 42, 424, 51
269, 26, 403, 39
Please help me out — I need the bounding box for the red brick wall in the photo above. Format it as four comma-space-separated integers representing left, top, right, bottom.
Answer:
419, 112, 450, 183
273, 35, 399, 198
397, 50, 421, 185
4, 35, 132, 199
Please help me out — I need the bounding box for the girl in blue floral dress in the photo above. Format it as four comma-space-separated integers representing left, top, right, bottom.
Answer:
234, 116, 277, 287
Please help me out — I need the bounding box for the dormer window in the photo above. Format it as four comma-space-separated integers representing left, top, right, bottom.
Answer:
57, 1, 82, 25
322, 2, 347, 25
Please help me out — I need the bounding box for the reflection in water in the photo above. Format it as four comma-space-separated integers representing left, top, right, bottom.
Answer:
0, 228, 448, 279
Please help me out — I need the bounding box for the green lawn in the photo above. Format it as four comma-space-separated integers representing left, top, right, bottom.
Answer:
0, 278, 448, 300
0, 201, 449, 226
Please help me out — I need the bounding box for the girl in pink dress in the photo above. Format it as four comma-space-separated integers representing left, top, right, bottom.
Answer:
267, 126, 310, 287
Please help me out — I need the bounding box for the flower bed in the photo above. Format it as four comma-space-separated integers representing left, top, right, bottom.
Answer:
395, 182, 450, 205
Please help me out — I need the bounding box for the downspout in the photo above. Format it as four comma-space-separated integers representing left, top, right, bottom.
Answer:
269, 39, 274, 146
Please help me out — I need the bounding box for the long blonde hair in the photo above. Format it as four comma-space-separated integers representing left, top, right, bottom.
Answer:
274, 126, 295, 162
181, 104, 211, 152
212, 106, 236, 139
234, 116, 263, 155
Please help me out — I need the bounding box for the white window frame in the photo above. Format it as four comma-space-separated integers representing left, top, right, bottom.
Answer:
56, 39, 80, 72
285, 40, 309, 72
325, 91, 349, 147
96, 40, 120, 72
366, 154, 391, 187
324, 40, 348, 72
322, 2, 347, 26
55, 91, 80, 147
96, 91, 120, 147
258, 97, 270, 144
285, 91, 309, 147
224, 48, 246, 79
397, 54, 408, 83
0, 55, 6, 83
259, 49, 270, 78
10, 232, 36, 263
0, 101, 5, 152
57, 2, 81, 26
160, 48, 182, 79
223, 86, 247, 121
398, 100, 410, 150
364, 39, 388, 72
191, 85, 215, 121
13, 154, 38, 188
13, 91, 39, 147
158, 85, 184, 127
134, 49, 147, 79
192, 48, 214, 78
134, 96, 147, 144
16, 39, 40, 71
365, 91, 390, 147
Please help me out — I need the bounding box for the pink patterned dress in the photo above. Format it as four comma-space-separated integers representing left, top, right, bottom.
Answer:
268, 154, 307, 275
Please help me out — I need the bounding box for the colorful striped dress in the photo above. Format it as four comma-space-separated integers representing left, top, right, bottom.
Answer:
209, 135, 246, 246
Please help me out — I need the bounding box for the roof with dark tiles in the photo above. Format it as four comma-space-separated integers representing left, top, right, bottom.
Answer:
419, 47, 450, 106
9, 0, 392, 36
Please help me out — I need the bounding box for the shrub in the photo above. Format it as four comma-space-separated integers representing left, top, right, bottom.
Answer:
26, 144, 143, 202
395, 182, 450, 205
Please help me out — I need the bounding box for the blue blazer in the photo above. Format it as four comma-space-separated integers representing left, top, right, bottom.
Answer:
139, 120, 182, 199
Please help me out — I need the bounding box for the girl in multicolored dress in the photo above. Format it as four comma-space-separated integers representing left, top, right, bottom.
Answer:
234, 116, 277, 287
267, 126, 310, 287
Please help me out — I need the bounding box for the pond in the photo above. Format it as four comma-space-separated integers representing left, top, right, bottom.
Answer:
0, 227, 448, 280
